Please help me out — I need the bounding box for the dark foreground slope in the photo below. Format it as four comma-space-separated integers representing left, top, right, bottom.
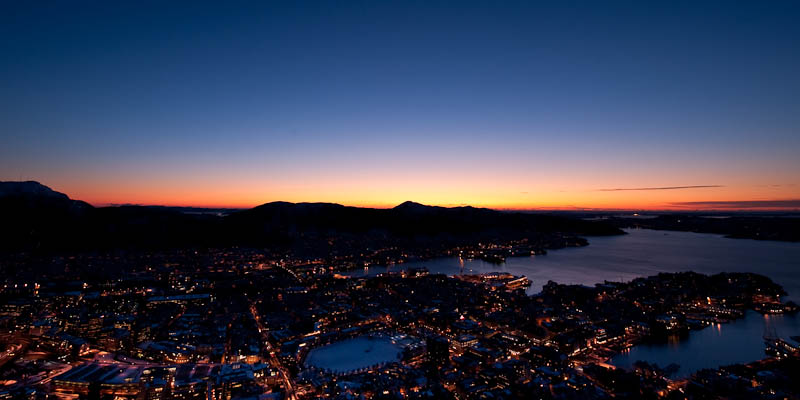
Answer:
0, 182, 623, 254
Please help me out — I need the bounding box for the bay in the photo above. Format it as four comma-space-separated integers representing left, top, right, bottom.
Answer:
346, 228, 800, 375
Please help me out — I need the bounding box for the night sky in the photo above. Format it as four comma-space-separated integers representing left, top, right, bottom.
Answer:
2, 1, 799, 209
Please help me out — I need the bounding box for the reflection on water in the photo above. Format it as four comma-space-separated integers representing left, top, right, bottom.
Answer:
667, 334, 681, 349
611, 311, 800, 376
346, 228, 800, 375
348, 229, 800, 298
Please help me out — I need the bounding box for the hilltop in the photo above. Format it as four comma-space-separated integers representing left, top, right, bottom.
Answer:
0, 181, 623, 254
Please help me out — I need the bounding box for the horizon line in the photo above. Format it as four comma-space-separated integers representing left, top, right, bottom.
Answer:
91, 200, 800, 213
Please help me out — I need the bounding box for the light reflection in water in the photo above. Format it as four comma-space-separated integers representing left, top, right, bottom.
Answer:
344, 229, 800, 377
612, 311, 800, 377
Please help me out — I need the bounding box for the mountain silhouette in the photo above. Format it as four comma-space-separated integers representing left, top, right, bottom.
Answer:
0, 181, 92, 209
0, 181, 623, 254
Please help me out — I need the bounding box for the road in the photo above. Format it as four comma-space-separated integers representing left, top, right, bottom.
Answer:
249, 301, 297, 400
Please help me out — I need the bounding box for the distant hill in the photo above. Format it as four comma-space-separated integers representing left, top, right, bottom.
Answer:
0, 181, 92, 210
228, 200, 621, 238
0, 182, 93, 251
0, 181, 624, 254
0, 182, 223, 252
609, 214, 800, 242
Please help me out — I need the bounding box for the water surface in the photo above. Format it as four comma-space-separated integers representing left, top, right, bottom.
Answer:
349, 229, 800, 298
347, 229, 800, 374
611, 310, 800, 376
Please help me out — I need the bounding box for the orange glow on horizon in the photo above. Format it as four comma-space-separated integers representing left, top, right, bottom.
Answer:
47, 178, 800, 211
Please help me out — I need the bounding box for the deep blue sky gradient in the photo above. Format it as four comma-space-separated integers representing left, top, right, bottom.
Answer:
1, 1, 799, 207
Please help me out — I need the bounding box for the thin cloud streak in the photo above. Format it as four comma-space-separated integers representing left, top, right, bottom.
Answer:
596, 185, 723, 192
670, 200, 800, 209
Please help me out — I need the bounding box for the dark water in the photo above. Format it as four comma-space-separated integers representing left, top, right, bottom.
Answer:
612, 310, 800, 376
346, 229, 800, 375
